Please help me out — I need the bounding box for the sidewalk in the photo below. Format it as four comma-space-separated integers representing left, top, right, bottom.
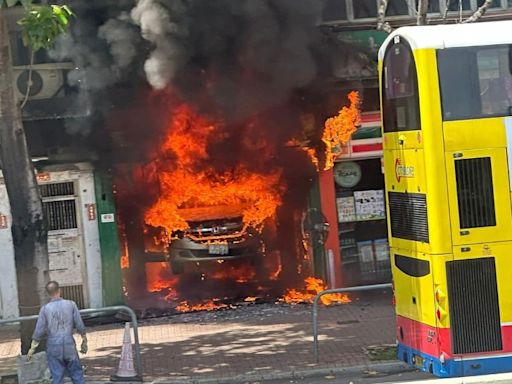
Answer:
0, 291, 397, 382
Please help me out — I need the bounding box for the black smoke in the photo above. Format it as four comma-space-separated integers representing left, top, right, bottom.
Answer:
52, 0, 352, 303
130, 0, 327, 119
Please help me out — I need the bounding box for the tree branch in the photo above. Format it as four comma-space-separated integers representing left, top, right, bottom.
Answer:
442, 0, 450, 23
417, 0, 429, 25
376, 0, 392, 33
462, 0, 493, 23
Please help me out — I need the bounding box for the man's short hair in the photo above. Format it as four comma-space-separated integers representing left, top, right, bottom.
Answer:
46, 281, 60, 295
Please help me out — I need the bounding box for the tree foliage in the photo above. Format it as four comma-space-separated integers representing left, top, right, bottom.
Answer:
18, 4, 73, 51
1, 0, 73, 52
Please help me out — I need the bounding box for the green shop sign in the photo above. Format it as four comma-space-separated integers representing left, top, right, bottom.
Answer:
336, 30, 389, 59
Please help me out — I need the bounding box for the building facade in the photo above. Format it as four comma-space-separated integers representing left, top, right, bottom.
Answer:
0, 7, 124, 319
316, 0, 512, 287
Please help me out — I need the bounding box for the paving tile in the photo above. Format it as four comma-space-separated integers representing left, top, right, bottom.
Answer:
0, 294, 396, 381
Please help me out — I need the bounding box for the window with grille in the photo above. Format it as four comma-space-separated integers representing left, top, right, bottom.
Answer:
43, 200, 78, 230
40, 182, 75, 197
60, 285, 85, 309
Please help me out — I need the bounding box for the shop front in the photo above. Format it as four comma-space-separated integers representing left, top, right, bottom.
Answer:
319, 112, 391, 287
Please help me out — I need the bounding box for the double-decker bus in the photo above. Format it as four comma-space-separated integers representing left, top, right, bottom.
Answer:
379, 20, 512, 377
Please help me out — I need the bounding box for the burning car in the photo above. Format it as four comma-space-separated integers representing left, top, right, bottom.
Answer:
142, 105, 283, 276
167, 206, 261, 274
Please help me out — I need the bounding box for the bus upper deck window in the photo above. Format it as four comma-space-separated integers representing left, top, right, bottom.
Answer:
382, 37, 421, 132
438, 44, 512, 121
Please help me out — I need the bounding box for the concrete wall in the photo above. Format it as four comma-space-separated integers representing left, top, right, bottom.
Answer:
0, 163, 103, 319
78, 169, 103, 308
0, 180, 19, 319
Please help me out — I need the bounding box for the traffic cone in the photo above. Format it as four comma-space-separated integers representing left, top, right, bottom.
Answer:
111, 322, 142, 382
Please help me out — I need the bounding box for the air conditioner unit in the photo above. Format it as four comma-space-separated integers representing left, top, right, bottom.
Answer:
12, 62, 75, 101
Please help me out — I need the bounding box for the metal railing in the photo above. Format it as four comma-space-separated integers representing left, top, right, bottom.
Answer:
312, 283, 393, 363
0, 305, 142, 380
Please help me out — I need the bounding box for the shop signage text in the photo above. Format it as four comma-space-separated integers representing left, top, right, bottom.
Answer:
334, 161, 362, 188
395, 159, 414, 182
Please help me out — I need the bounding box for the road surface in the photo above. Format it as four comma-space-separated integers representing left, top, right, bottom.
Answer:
258, 370, 434, 383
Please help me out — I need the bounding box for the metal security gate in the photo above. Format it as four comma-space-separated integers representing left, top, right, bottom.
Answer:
41, 181, 88, 308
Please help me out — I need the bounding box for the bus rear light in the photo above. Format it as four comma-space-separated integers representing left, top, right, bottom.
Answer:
435, 288, 446, 303
437, 308, 447, 321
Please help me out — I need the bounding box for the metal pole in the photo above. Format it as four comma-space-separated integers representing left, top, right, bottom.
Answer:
313, 293, 320, 363
312, 283, 392, 363
0, 305, 143, 379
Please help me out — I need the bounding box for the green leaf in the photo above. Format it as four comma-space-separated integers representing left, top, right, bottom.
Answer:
17, 4, 74, 51
62, 5, 73, 16
5, 0, 19, 7
57, 13, 67, 26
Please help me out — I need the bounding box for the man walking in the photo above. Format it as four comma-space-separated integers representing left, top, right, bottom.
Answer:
27, 281, 88, 384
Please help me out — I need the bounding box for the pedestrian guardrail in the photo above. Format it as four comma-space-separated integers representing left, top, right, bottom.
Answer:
312, 283, 393, 363
0, 305, 143, 380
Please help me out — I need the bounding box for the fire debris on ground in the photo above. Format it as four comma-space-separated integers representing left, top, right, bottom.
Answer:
281, 277, 351, 305
135, 289, 390, 328
140, 301, 312, 325
137, 274, 351, 318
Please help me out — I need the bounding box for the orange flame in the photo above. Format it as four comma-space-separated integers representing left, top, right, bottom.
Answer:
210, 264, 256, 283
144, 104, 283, 236
282, 277, 351, 305
270, 263, 282, 281
176, 300, 228, 312
118, 221, 130, 269
303, 147, 319, 171
120, 252, 129, 270
244, 296, 257, 302
285, 138, 320, 171
322, 91, 361, 170
146, 262, 178, 301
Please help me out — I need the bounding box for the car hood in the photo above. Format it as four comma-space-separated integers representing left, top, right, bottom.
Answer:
177, 204, 249, 222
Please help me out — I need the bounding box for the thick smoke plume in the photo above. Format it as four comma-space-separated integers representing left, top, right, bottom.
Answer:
50, 0, 333, 126
49, 14, 140, 91
130, 0, 188, 90
47, 1, 342, 303
128, 0, 326, 119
